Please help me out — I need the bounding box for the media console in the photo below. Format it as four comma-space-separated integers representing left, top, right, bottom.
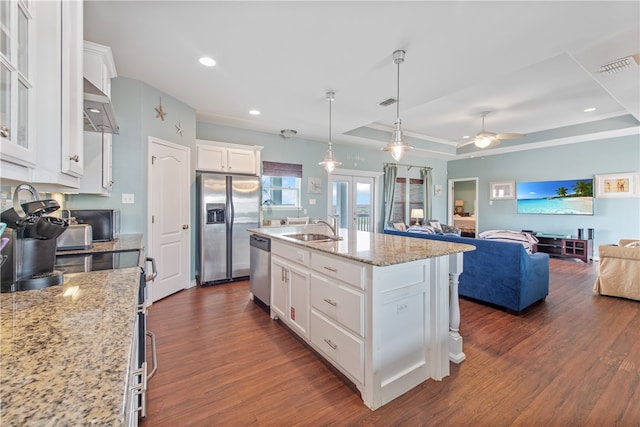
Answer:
534, 234, 593, 263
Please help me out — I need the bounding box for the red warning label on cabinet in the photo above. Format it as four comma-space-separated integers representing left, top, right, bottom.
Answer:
291, 307, 295, 320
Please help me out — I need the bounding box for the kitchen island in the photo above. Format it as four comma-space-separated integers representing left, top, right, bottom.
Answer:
1, 234, 145, 426
249, 225, 475, 410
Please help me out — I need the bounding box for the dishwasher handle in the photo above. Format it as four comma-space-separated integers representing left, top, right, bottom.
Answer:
250, 234, 271, 251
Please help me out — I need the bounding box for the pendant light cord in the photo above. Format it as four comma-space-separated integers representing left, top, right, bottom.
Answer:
329, 94, 333, 147
396, 59, 400, 122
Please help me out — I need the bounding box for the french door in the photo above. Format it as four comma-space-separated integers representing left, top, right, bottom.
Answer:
328, 173, 375, 232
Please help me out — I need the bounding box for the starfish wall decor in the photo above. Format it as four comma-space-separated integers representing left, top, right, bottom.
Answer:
155, 97, 167, 121
175, 121, 184, 136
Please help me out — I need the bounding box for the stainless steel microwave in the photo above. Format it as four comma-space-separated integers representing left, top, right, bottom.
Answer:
67, 209, 120, 242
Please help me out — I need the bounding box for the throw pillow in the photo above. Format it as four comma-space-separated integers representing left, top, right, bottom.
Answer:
428, 221, 442, 232
392, 222, 407, 231
441, 224, 460, 235
624, 241, 640, 248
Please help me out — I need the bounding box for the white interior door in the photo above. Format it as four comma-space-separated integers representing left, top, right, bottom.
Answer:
329, 172, 375, 232
148, 137, 191, 302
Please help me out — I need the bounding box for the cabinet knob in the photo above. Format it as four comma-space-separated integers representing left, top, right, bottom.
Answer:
182, 224, 189, 230
0, 125, 9, 138
69, 154, 80, 162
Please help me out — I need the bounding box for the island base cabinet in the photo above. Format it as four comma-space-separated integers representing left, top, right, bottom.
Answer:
310, 310, 365, 384
269, 240, 455, 411
366, 264, 435, 410
270, 251, 310, 338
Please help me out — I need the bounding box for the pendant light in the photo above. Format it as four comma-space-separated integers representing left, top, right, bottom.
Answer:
382, 50, 413, 161
319, 91, 341, 173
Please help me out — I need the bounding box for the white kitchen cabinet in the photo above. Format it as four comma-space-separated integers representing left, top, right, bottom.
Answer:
195, 140, 262, 175
79, 41, 117, 195
1, 0, 83, 188
270, 255, 288, 321
0, 0, 37, 182
309, 252, 367, 384
28, 0, 83, 188
270, 241, 311, 338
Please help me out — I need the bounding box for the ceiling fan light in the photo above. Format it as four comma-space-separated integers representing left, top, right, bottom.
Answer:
474, 137, 492, 148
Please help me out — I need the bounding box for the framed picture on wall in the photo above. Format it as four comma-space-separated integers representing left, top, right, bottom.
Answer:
308, 177, 322, 194
595, 172, 640, 198
490, 180, 515, 200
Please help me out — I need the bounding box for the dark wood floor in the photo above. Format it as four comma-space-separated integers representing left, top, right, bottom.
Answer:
142, 258, 640, 426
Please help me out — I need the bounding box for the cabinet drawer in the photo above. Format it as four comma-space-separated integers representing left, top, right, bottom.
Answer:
272, 241, 309, 266
311, 252, 365, 289
310, 274, 364, 336
310, 310, 364, 384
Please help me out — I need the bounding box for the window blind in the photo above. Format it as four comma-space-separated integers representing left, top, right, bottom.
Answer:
262, 161, 303, 178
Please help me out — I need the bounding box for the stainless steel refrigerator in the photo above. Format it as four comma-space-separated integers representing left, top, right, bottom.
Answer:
197, 172, 260, 285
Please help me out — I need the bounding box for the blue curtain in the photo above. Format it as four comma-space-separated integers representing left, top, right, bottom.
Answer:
421, 167, 432, 221
383, 164, 398, 225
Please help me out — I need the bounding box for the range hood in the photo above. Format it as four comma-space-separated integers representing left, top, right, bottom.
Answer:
83, 78, 119, 134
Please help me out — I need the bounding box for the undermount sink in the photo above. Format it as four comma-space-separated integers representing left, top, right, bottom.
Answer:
285, 233, 342, 242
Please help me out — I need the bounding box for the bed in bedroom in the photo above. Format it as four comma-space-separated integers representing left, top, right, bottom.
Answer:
453, 215, 476, 237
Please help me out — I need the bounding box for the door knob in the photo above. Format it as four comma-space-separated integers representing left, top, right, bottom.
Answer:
182, 224, 189, 229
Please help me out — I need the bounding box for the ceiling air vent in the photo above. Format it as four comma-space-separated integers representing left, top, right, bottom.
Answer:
378, 97, 397, 107
599, 55, 639, 75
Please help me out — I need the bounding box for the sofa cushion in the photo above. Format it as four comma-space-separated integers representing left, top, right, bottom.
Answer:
624, 240, 640, 248
478, 229, 539, 254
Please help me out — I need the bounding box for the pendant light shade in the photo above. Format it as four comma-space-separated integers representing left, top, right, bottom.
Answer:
319, 91, 341, 173
382, 50, 413, 161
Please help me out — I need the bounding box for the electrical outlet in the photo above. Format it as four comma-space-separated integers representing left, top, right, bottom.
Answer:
309, 199, 316, 205
122, 193, 135, 204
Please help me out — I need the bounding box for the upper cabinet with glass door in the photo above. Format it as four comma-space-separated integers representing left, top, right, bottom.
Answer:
0, 0, 36, 182
1, 0, 84, 188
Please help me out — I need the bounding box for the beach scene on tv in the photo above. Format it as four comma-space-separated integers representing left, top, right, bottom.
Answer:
516, 179, 594, 215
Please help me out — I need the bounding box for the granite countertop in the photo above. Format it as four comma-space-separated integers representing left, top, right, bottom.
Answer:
249, 225, 475, 266
56, 233, 144, 256
0, 267, 140, 426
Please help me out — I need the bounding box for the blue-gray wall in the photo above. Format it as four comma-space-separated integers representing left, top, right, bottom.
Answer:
448, 135, 640, 250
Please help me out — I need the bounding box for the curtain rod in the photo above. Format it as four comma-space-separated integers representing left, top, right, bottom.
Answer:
384, 162, 432, 171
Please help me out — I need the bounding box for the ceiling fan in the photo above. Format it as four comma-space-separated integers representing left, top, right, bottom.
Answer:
458, 111, 525, 149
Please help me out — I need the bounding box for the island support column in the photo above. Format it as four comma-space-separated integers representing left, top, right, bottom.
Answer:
448, 252, 465, 363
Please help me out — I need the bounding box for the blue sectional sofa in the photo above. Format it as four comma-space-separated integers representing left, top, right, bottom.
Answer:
384, 229, 550, 312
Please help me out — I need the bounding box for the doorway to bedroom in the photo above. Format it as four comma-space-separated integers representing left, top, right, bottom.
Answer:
448, 178, 478, 237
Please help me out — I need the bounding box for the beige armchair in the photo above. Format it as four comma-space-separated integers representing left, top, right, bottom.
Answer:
593, 239, 640, 301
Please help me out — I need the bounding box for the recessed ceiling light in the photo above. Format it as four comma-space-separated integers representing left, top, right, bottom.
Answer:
584, 107, 596, 112
462, 135, 470, 139
249, 110, 260, 116
199, 56, 216, 67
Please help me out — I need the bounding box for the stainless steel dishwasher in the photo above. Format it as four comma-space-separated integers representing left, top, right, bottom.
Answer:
249, 234, 271, 306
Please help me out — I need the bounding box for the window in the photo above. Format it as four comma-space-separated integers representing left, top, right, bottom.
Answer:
392, 177, 424, 224
262, 161, 302, 208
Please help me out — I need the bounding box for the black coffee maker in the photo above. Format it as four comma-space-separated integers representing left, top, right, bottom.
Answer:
0, 184, 68, 292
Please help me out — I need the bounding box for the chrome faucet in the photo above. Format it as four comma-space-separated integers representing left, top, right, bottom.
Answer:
314, 215, 338, 236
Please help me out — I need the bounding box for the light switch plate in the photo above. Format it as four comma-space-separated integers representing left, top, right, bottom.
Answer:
122, 193, 135, 204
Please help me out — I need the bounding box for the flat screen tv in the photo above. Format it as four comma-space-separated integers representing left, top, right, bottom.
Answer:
516, 178, 594, 215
